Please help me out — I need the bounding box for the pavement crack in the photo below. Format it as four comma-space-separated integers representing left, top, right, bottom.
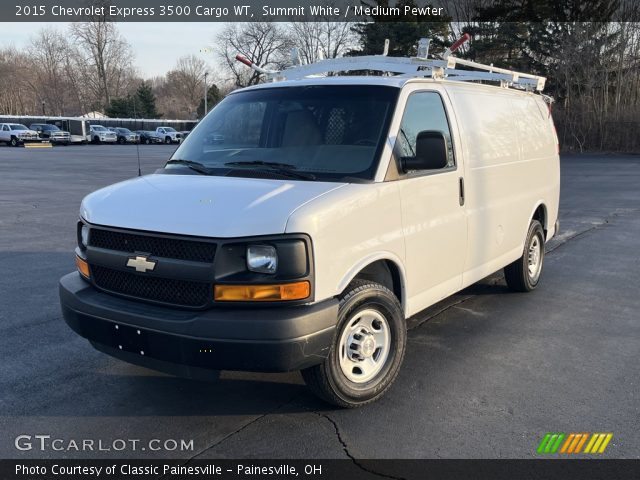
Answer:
314, 411, 407, 480
187, 414, 267, 461
170, 391, 300, 471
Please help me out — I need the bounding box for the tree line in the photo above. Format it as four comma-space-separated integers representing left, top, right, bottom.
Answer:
0, 0, 639, 152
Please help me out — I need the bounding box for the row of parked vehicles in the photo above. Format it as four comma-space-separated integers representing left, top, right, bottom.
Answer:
0, 122, 190, 146
88, 125, 188, 145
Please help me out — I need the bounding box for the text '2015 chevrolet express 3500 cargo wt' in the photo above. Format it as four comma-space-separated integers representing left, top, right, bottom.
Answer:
60, 42, 560, 407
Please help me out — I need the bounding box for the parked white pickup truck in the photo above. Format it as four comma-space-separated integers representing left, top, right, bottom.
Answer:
87, 125, 117, 144
155, 127, 183, 144
0, 123, 40, 146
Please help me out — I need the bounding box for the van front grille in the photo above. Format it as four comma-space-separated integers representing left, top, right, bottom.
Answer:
89, 228, 216, 263
91, 265, 210, 308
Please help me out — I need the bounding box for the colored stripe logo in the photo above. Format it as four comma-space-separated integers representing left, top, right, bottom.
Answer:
537, 433, 613, 454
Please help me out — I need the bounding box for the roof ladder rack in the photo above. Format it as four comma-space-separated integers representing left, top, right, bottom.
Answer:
235, 34, 546, 92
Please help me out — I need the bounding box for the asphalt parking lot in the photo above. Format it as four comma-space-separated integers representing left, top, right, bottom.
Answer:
0, 145, 638, 462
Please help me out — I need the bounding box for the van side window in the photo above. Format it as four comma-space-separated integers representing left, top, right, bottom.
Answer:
395, 92, 454, 169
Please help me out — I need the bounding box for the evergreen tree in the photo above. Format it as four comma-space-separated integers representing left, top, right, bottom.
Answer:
349, 0, 451, 58
471, 0, 620, 91
135, 81, 161, 118
105, 96, 135, 118
105, 81, 162, 118
197, 84, 223, 118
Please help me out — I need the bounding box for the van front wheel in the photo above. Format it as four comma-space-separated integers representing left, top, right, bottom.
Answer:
302, 280, 406, 408
504, 220, 545, 292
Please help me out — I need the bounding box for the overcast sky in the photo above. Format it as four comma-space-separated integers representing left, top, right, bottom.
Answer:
0, 22, 225, 78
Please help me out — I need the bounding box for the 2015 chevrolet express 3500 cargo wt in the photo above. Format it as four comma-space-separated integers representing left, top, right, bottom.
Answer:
60, 45, 560, 407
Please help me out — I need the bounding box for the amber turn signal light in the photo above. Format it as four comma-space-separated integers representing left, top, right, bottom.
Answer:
76, 255, 90, 278
214, 281, 310, 302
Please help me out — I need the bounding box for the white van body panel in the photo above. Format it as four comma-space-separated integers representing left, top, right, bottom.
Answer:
80, 174, 346, 238
78, 77, 559, 321
287, 79, 559, 318
443, 83, 559, 288
285, 182, 406, 310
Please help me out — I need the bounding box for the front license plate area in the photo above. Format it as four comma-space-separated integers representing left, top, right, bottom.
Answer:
111, 324, 149, 356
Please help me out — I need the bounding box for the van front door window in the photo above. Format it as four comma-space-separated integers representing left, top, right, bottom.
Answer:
395, 92, 455, 169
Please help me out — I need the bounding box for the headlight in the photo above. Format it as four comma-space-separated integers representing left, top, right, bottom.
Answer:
247, 245, 277, 274
80, 224, 89, 248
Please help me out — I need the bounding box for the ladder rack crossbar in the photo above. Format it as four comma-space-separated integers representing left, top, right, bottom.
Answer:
269, 54, 546, 91
237, 35, 546, 92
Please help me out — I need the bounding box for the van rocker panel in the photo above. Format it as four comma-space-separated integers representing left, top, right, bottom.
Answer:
59, 272, 338, 372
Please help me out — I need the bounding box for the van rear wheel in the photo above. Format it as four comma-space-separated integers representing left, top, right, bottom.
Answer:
504, 220, 545, 292
302, 280, 406, 408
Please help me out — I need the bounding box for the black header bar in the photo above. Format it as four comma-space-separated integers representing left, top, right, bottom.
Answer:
4, 0, 640, 22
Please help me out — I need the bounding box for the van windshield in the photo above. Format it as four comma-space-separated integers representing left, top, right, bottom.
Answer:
170, 85, 399, 182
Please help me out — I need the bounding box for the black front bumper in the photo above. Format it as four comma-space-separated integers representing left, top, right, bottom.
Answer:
59, 273, 338, 375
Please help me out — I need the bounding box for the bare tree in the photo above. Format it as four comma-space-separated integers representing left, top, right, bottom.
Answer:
164, 55, 208, 116
215, 22, 293, 87
29, 27, 73, 115
70, 20, 135, 110
288, 21, 357, 64
0, 47, 38, 115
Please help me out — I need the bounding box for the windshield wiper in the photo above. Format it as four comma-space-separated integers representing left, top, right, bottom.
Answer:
225, 160, 297, 168
224, 161, 316, 180
166, 159, 213, 175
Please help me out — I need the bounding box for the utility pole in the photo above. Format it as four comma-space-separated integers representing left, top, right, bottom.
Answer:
41, 100, 46, 116
204, 72, 208, 116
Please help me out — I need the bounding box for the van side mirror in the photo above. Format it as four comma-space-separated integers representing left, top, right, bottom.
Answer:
400, 130, 449, 172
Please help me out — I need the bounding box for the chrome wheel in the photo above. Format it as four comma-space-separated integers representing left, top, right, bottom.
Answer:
527, 234, 543, 282
338, 308, 390, 383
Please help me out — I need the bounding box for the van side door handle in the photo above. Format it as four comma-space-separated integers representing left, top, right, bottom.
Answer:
459, 177, 465, 206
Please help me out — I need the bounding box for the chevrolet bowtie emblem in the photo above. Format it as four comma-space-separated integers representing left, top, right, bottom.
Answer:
126, 255, 157, 273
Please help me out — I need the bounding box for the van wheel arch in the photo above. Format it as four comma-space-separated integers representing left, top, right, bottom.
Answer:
350, 259, 404, 308
531, 203, 548, 238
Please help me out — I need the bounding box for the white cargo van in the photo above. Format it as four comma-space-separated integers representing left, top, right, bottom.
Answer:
60, 41, 560, 407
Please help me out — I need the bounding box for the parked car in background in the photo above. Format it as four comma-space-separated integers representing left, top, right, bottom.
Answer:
30, 124, 71, 145
87, 125, 117, 144
0, 123, 40, 146
155, 127, 183, 144
108, 127, 140, 145
135, 130, 163, 145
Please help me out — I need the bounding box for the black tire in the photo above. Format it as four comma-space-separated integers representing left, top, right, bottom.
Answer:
302, 279, 406, 408
144, 138, 151, 145
164, 136, 171, 144
93, 136, 101, 145
118, 137, 126, 145
10, 137, 19, 147
504, 219, 545, 292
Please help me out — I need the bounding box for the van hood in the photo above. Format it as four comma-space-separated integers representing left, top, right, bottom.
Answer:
80, 174, 346, 237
